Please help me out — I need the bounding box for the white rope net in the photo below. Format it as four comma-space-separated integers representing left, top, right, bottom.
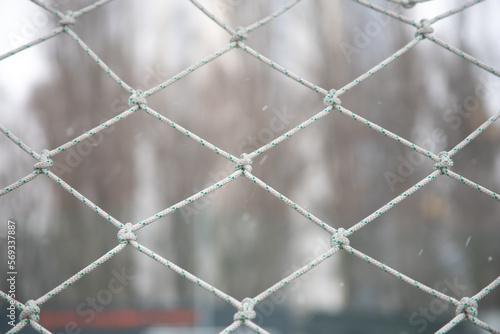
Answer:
1, 0, 499, 333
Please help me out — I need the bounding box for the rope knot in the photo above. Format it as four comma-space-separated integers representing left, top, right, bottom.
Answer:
323, 89, 341, 107
331, 228, 350, 248
117, 223, 137, 243
128, 89, 147, 108
34, 149, 53, 170
236, 154, 253, 173
234, 298, 256, 322
230, 27, 248, 44
415, 19, 434, 37
19, 300, 40, 322
401, 0, 416, 8
59, 11, 76, 26
456, 297, 478, 318
433, 151, 453, 171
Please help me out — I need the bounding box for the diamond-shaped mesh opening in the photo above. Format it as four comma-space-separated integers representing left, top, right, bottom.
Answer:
146, 49, 320, 154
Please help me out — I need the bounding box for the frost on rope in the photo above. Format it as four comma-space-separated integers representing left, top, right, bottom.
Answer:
1, 0, 500, 334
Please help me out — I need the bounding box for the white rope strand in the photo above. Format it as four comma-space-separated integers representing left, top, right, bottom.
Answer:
0, 171, 41, 196
44, 170, 124, 227
337, 38, 422, 96
243, 320, 272, 334
145, 45, 235, 97
443, 170, 499, 201
72, 0, 114, 18
254, 247, 341, 303
337, 105, 440, 161
346, 246, 460, 306
49, 106, 139, 156
64, 28, 133, 92
0, 27, 64, 61
436, 314, 467, 334
5, 320, 30, 334
243, 171, 337, 233
0, 123, 40, 159
348, 170, 441, 233
449, 110, 500, 158
245, 0, 302, 33
187, 0, 236, 35
36, 244, 126, 305
429, 0, 485, 24
351, 0, 419, 27
130, 240, 242, 309
238, 42, 329, 95
142, 106, 239, 163
220, 321, 242, 333
474, 276, 500, 301
0, 0, 114, 61
471, 318, 500, 334
29, 321, 52, 334
426, 35, 500, 78
247, 105, 333, 159
135, 170, 243, 230
0, 291, 24, 312
29, 0, 62, 17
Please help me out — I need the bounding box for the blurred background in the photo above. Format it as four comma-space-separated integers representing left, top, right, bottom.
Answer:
1, 0, 500, 333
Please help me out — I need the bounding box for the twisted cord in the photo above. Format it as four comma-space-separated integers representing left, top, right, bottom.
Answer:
429, 0, 485, 24
245, 0, 302, 33
352, 0, 419, 27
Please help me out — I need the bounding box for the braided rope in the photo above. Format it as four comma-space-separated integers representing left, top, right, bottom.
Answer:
1, 0, 499, 333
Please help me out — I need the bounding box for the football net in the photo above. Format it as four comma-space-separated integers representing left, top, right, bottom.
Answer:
1, 0, 499, 333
